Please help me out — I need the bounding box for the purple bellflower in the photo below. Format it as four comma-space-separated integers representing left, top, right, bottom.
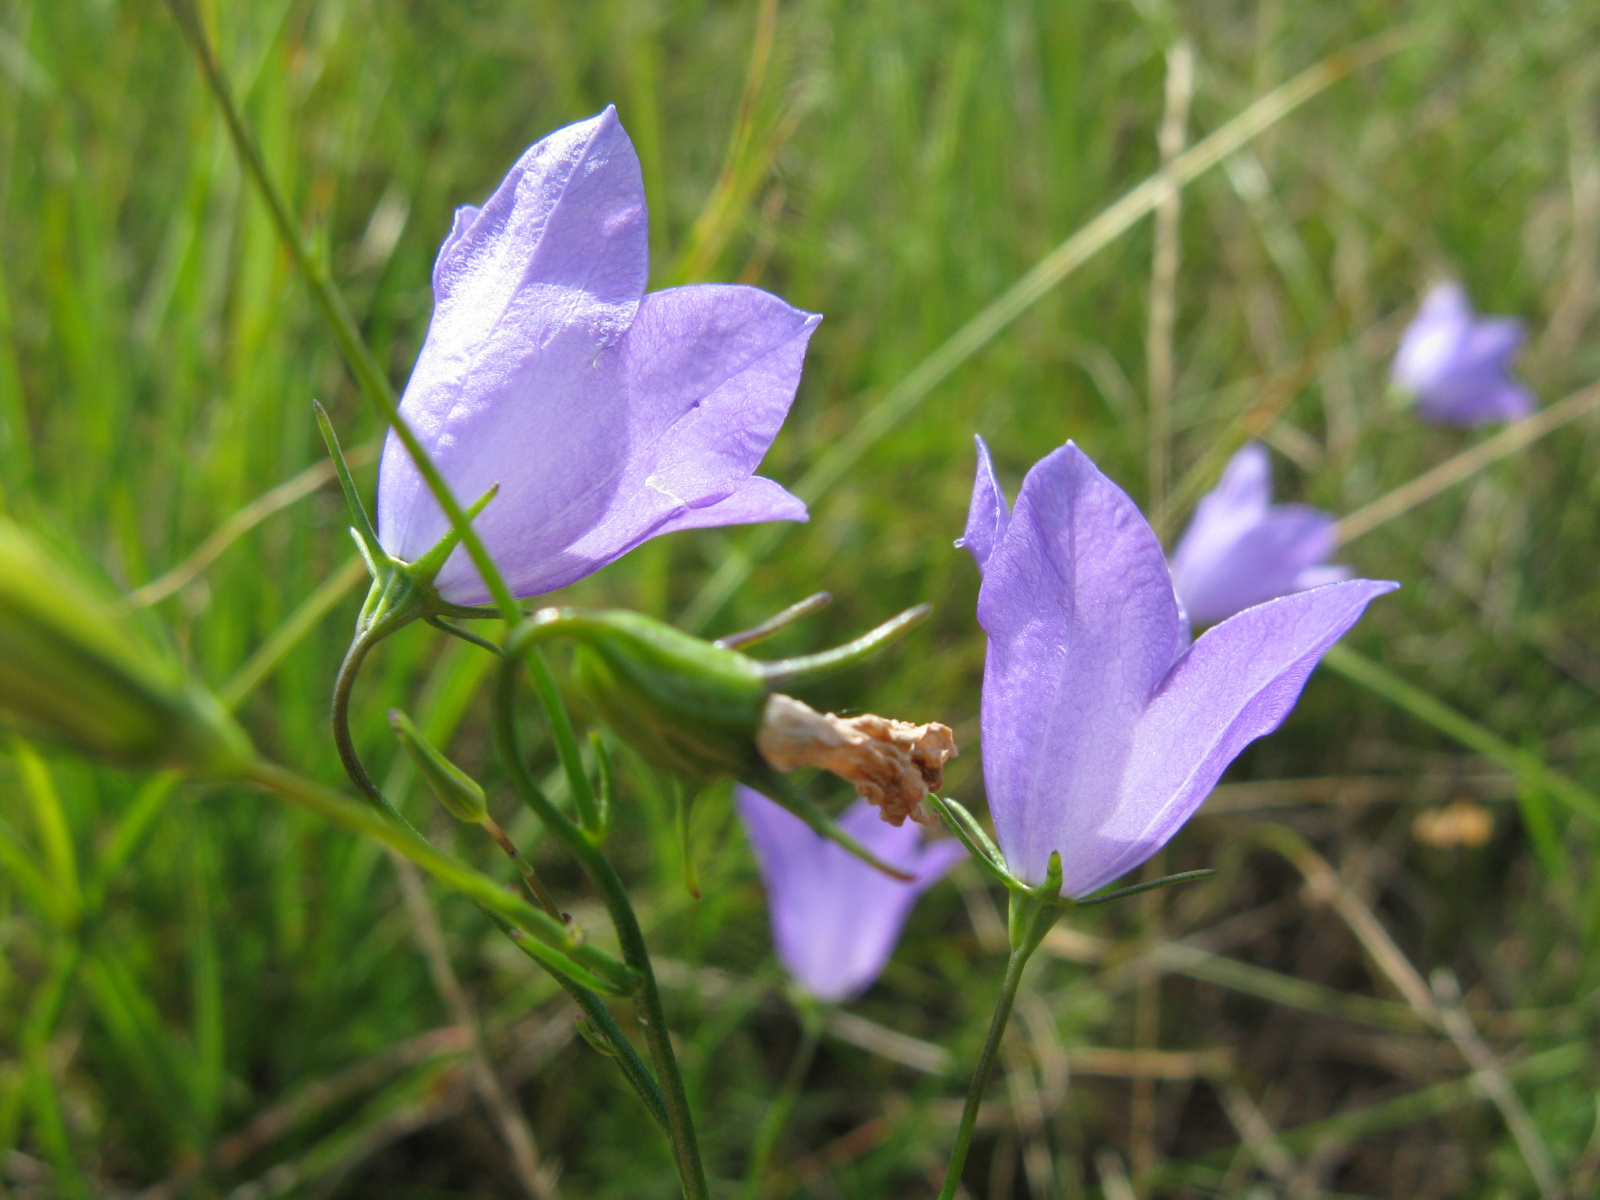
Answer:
1169, 443, 1350, 627
960, 439, 1395, 897
1391, 282, 1534, 426
377, 107, 820, 605
736, 785, 964, 1003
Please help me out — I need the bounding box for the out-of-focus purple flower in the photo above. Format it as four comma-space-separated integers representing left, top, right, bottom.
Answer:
1169, 443, 1350, 627
1391, 282, 1534, 426
736, 786, 964, 1003
965, 440, 1395, 897
377, 107, 819, 605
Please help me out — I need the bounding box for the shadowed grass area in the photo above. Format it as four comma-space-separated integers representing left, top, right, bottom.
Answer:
3, 1, 1600, 1196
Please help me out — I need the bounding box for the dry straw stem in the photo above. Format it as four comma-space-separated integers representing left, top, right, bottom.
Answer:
392, 857, 558, 1200
669, 0, 790, 286
1133, 44, 1195, 1181
1200, 771, 1516, 814
1320, 644, 1600, 827
682, 28, 1412, 630
1042, 921, 1429, 1034
128, 443, 377, 607
222, 1013, 574, 1200
1334, 381, 1600, 545
1274, 832, 1564, 1200
1145, 39, 1195, 529
218, 555, 368, 710
1216, 1083, 1296, 1183
135, 1014, 571, 1200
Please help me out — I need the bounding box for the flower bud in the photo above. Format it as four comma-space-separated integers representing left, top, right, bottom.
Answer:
520, 609, 770, 783
0, 520, 253, 777
388, 708, 489, 823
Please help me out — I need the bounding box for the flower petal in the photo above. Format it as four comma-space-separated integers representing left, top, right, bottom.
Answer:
956, 435, 1010, 572
1169, 442, 1277, 621
736, 787, 961, 1003
1175, 505, 1341, 627
977, 442, 1186, 885
425, 283, 818, 602
379, 106, 650, 568
1459, 316, 1525, 373
647, 476, 807, 536
1394, 285, 1535, 426
1392, 282, 1472, 393
1073, 579, 1397, 897
1419, 377, 1535, 426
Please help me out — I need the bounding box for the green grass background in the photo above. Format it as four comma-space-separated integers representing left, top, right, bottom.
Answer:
4, 0, 1600, 1195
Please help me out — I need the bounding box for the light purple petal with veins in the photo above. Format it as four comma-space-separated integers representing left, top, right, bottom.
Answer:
973, 441, 1394, 895
378, 107, 816, 604
1090, 579, 1397, 895
1170, 444, 1348, 626
977, 443, 1186, 888
1392, 282, 1534, 426
956, 435, 1010, 572
736, 787, 964, 1003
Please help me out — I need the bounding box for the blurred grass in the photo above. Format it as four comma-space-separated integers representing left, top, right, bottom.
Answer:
4, 0, 1600, 1196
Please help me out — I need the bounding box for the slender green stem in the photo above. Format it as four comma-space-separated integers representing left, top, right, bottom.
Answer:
936, 891, 1060, 1200
521, 644, 602, 834
166, 0, 521, 625
245, 760, 635, 995
738, 1001, 824, 1200
484, 910, 671, 1133
493, 655, 709, 1200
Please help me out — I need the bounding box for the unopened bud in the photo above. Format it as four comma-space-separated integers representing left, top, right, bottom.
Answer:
388, 709, 488, 823
756, 693, 958, 826
0, 520, 252, 777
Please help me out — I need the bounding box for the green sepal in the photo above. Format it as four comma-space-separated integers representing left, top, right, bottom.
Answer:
714, 591, 831, 650
388, 708, 488, 824
925, 793, 1019, 890
320, 405, 506, 651
756, 604, 931, 687
409, 483, 500, 583
1073, 868, 1218, 907
1008, 856, 1066, 957
313, 400, 383, 562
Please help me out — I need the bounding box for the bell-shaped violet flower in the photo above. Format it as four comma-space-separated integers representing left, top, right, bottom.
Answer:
1168, 443, 1350, 627
736, 786, 964, 1003
1391, 282, 1534, 426
377, 107, 820, 605
962, 440, 1395, 897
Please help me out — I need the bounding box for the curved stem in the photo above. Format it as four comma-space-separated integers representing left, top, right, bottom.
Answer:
330, 631, 405, 822
936, 892, 1059, 1200
493, 655, 709, 1200
738, 1001, 824, 1200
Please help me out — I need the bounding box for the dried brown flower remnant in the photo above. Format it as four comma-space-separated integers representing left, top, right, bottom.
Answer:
1412, 800, 1494, 849
756, 693, 958, 826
